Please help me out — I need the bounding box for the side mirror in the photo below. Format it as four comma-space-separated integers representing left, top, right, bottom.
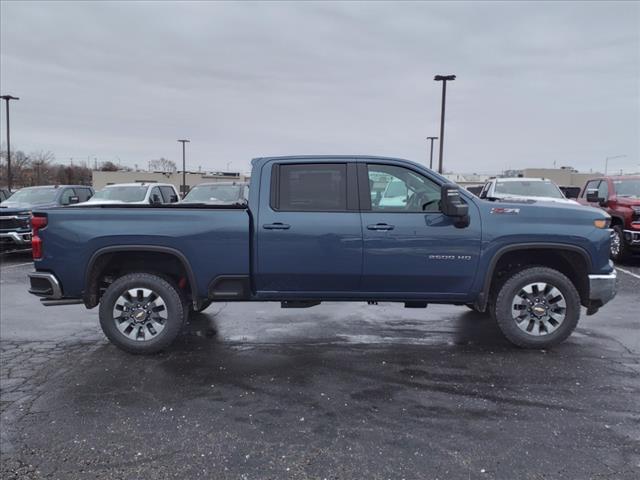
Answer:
67, 195, 80, 205
439, 183, 470, 228
150, 194, 162, 205
170, 195, 179, 203
586, 189, 601, 203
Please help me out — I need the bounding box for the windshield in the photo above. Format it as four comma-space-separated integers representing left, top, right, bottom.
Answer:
90, 186, 148, 202
494, 180, 564, 199
613, 179, 640, 198
6, 187, 58, 204
183, 185, 244, 203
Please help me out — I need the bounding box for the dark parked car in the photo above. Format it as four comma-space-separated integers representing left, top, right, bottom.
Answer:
0, 185, 93, 250
27, 155, 615, 354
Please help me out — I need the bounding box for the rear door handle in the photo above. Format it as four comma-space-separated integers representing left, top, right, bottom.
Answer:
263, 222, 291, 230
367, 223, 394, 231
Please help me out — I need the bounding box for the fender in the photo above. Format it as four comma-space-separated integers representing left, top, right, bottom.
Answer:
84, 245, 199, 308
477, 242, 592, 310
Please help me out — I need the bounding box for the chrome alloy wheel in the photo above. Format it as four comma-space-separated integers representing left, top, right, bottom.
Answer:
511, 282, 567, 336
610, 229, 621, 257
112, 288, 168, 342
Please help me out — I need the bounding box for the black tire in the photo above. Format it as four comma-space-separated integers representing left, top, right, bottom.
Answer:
99, 272, 186, 354
610, 225, 629, 262
494, 266, 580, 349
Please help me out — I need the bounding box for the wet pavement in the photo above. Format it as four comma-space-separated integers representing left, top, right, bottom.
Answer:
1, 251, 639, 479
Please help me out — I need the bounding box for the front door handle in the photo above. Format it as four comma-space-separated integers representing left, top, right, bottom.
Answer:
263, 222, 291, 230
367, 223, 395, 231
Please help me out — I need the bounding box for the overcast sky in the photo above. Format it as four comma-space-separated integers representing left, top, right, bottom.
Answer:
1, 1, 638, 174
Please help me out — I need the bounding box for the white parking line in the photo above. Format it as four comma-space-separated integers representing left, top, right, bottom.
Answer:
616, 267, 640, 280
0, 262, 33, 270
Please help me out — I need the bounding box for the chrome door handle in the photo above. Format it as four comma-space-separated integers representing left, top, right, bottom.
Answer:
367, 223, 394, 231
263, 223, 291, 230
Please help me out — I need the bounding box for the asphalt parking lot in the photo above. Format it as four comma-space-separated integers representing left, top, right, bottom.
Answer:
1, 251, 639, 480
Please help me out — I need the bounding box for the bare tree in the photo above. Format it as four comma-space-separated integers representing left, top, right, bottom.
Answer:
148, 157, 177, 173
99, 161, 119, 172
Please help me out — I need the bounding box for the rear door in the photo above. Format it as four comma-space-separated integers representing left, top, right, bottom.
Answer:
255, 161, 362, 294
359, 162, 481, 298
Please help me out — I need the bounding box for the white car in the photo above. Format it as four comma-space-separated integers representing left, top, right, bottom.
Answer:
479, 177, 579, 205
83, 183, 180, 205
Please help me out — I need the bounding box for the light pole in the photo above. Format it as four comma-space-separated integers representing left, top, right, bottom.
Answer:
433, 75, 455, 174
1, 95, 20, 191
177, 139, 190, 196
426, 136, 438, 170
605, 154, 626, 175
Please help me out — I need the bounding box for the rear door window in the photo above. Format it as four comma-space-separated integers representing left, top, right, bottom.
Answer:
274, 164, 347, 211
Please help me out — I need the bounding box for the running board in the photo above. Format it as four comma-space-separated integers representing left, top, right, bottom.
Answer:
40, 299, 84, 306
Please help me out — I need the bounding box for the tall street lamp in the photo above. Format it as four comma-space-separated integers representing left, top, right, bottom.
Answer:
605, 154, 626, 175
433, 75, 456, 174
1, 95, 20, 191
177, 139, 190, 196
426, 136, 438, 170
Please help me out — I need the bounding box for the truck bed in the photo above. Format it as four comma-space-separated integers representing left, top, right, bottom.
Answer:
34, 205, 251, 300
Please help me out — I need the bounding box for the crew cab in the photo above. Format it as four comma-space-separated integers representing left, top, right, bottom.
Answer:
0, 185, 93, 250
27, 156, 617, 354
577, 175, 640, 260
85, 183, 179, 205
479, 177, 578, 205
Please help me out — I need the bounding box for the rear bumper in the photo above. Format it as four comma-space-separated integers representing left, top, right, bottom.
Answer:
588, 270, 617, 308
28, 272, 62, 299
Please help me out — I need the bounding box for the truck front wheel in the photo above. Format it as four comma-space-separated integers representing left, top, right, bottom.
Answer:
99, 273, 186, 354
610, 225, 629, 261
494, 267, 580, 349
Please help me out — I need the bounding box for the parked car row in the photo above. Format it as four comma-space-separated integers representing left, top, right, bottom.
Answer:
0, 181, 249, 250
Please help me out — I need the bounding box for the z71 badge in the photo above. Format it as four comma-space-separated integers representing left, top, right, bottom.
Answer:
491, 207, 520, 215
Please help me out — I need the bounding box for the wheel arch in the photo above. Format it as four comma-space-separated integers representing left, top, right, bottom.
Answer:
84, 245, 199, 309
478, 243, 592, 310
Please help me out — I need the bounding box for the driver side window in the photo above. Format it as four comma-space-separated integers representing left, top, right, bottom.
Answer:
367, 164, 441, 212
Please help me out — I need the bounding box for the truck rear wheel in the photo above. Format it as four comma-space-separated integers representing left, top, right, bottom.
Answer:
494, 266, 580, 349
99, 273, 186, 354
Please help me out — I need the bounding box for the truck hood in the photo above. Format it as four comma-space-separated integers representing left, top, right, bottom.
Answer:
493, 195, 579, 206
482, 196, 608, 219
615, 196, 640, 207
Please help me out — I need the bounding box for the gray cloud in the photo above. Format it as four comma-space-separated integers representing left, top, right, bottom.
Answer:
1, 0, 638, 174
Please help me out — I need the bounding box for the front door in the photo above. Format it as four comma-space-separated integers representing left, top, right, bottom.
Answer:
360, 162, 481, 298
256, 161, 362, 294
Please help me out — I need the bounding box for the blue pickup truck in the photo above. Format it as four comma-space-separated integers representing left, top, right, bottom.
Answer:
27, 156, 617, 354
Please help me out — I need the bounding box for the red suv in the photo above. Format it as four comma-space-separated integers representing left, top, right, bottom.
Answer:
578, 175, 640, 260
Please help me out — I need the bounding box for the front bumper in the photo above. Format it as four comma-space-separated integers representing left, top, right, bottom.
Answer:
623, 229, 640, 247
588, 270, 617, 311
0, 230, 32, 247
